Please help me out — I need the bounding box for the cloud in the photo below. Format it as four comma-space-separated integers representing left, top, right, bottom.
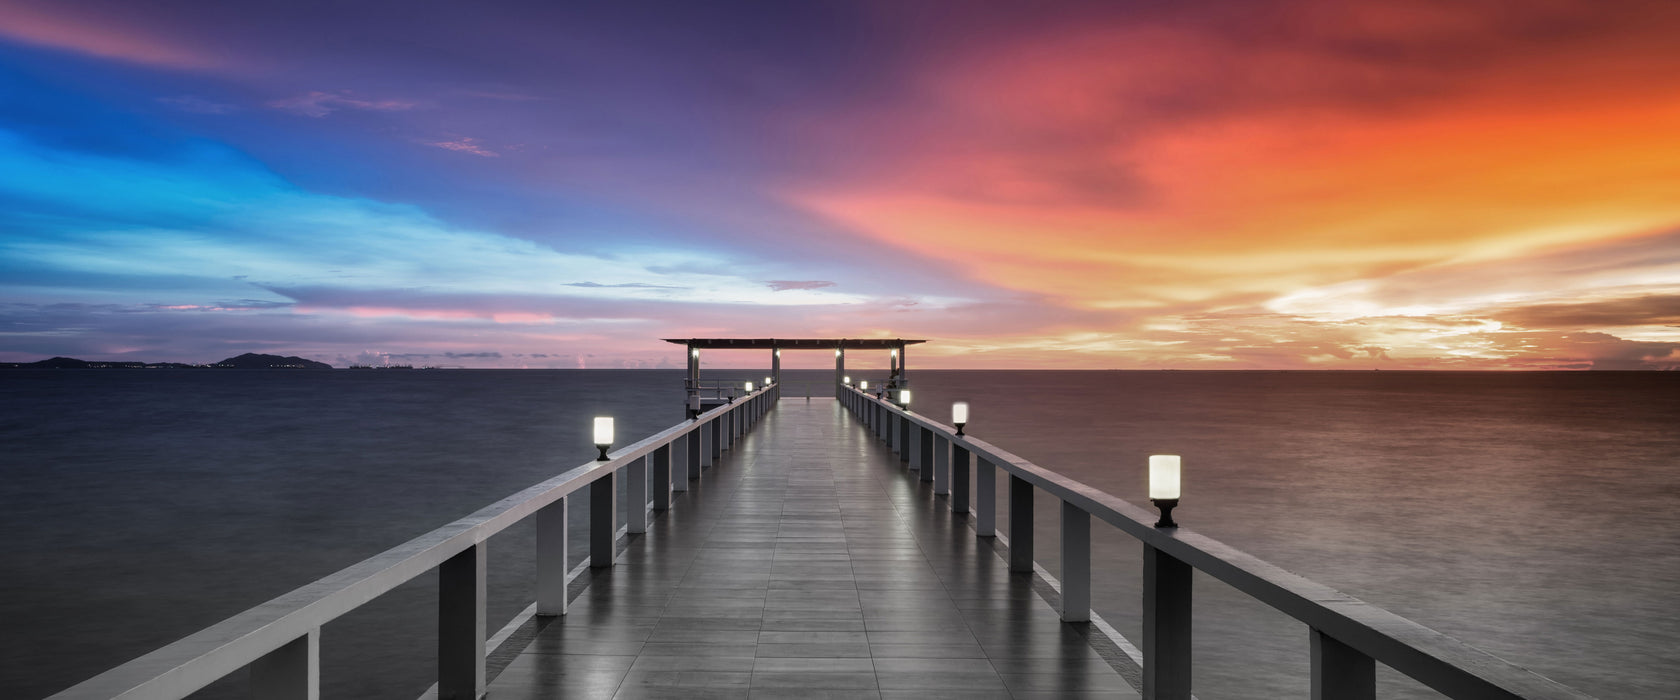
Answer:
0, 4, 214, 69
565, 282, 682, 289
766, 280, 836, 292
157, 96, 239, 115
424, 137, 498, 157
268, 91, 419, 118
1494, 295, 1680, 330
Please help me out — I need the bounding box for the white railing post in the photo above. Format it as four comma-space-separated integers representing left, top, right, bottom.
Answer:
438, 542, 485, 700
1144, 543, 1192, 700
976, 457, 996, 537
591, 472, 615, 567
933, 435, 950, 495
1060, 501, 1090, 622
536, 498, 568, 616
1008, 474, 1033, 572
251, 628, 318, 700
653, 444, 672, 510
628, 455, 649, 534
1311, 628, 1375, 700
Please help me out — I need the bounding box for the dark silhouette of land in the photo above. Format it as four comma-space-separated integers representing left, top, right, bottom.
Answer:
0, 353, 332, 369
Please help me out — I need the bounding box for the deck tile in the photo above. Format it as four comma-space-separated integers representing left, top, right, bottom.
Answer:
485, 399, 1135, 699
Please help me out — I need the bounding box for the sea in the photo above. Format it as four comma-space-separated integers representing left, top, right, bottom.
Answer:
2, 369, 1676, 699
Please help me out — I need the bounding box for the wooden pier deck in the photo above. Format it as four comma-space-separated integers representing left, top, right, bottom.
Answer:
487, 398, 1135, 700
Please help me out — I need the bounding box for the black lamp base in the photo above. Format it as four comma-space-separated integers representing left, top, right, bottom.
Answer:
1151, 498, 1179, 528
596, 445, 611, 461
955, 424, 966, 436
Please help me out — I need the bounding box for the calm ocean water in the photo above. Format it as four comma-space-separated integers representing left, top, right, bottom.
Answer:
3, 369, 1676, 699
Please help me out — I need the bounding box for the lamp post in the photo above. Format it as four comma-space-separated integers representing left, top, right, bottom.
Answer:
593, 417, 614, 461
952, 401, 969, 436
1149, 455, 1181, 527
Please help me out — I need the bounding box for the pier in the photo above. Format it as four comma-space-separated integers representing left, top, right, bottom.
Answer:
49, 340, 1596, 700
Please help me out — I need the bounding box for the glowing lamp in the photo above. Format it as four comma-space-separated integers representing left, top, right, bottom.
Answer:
897, 388, 912, 409
765, 376, 772, 386
1149, 455, 1181, 527
593, 417, 615, 461
952, 401, 969, 436
745, 381, 754, 392
691, 348, 699, 358
859, 380, 868, 391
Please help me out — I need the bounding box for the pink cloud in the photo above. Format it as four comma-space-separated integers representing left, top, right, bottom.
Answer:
0, 4, 213, 69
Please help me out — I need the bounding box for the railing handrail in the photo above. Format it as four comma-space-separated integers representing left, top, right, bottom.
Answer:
50, 387, 773, 700
844, 386, 1593, 700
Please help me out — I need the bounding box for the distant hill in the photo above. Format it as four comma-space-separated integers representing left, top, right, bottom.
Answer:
211, 353, 333, 369
6, 356, 198, 369
0, 353, 331, 369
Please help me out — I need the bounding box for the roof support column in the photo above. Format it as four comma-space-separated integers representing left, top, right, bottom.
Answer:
835, 345, 846, 398
686, 343, 700, 419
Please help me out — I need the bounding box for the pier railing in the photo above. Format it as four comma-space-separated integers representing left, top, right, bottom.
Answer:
839, 386, 1594, 700
49, 385, 780, 700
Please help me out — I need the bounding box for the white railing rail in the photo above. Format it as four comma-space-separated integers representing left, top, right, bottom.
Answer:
49, 385, 780, 700
839, 385, 1594, 700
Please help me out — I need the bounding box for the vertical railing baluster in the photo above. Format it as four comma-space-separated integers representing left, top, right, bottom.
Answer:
951, 445, 970, 513
628, 455, 649, 534
1060, 501, 1090, 622
976, 458, 996, 537
908, 420, 922, 469
672, 433, 690, 492
1144, 544, 1192, 700
708, 418, 720, 465
689, 427, 704, 483
933, 435, 950, 495
438, 542, 485, 700
893, 415, 905, 457
919, 427, 934, 483
536, 497, 568, 616
653, 444, 672, 510
1008, 475, 1033, 572
1311, 628, 1375, 700
591, 472, 615, 568
251, 628, 318, 700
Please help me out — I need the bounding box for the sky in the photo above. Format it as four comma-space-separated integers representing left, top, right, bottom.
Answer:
2, 0, 1678, 370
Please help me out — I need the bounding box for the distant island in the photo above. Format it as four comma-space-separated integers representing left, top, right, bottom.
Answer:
0, 352, 332, 369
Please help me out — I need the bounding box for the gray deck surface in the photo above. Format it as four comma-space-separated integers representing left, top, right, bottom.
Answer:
487, 398, 1137, 699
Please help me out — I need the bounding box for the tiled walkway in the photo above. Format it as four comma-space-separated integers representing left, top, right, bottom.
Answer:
486, 398, 1137, 699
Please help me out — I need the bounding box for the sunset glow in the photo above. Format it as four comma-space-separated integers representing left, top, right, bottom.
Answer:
3, 1, 1678, 368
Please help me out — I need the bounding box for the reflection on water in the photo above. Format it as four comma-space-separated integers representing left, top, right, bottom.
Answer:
3, 369, 1676, 698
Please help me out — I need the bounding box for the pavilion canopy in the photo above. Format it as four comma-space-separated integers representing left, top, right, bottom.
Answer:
662, 338, 925, 350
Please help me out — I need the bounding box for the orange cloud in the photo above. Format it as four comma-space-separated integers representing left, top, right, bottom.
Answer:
783, 2, 1680, 368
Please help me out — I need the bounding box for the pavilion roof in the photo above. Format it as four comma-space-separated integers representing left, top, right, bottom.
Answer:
661, 338, 925, 350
